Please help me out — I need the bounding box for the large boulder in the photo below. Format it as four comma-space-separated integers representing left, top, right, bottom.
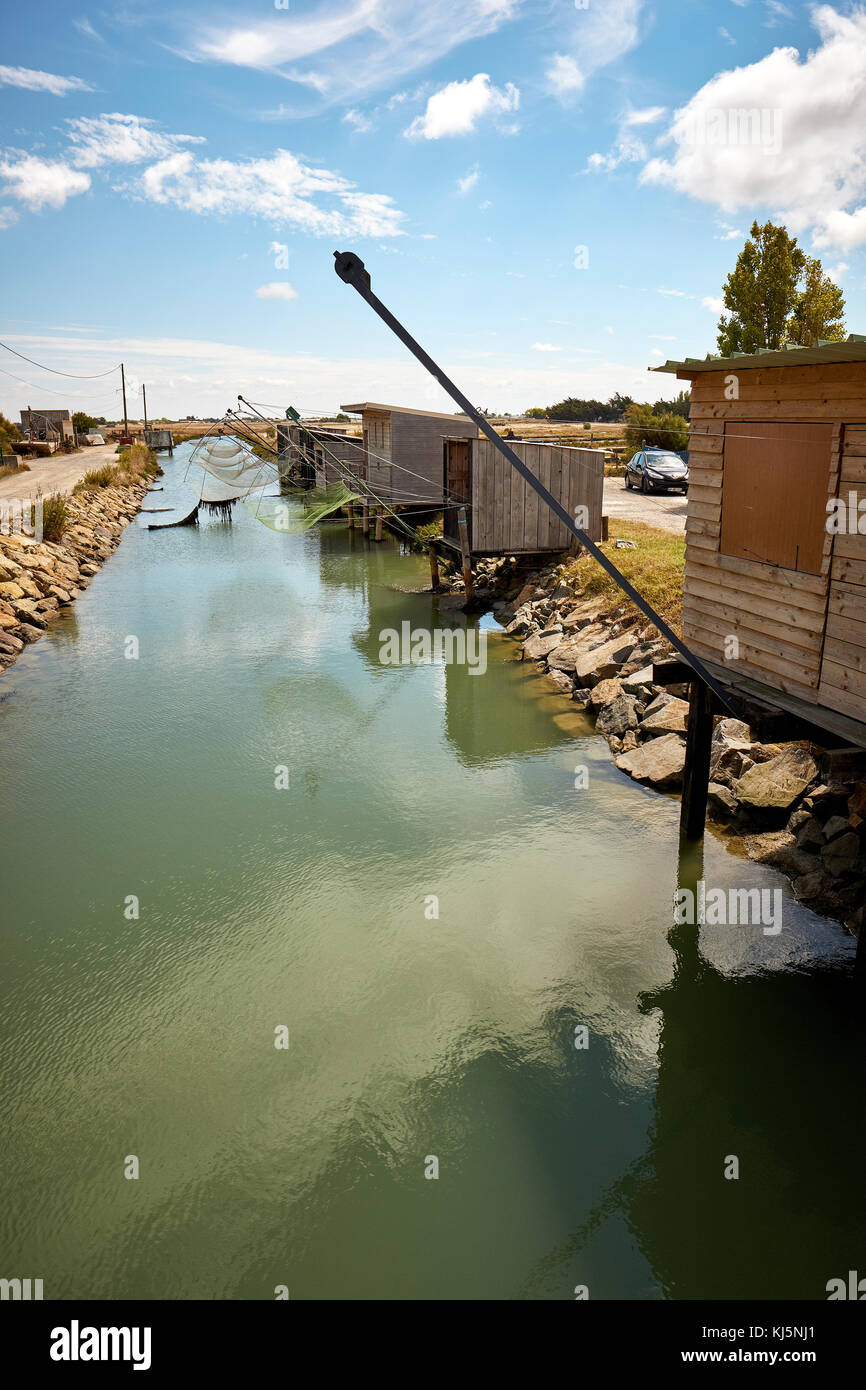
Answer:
744, 829, 818, 878
522, 630, 564, 660
614, 733, 686, 787
590, 677, 623, 709
821, 831, 863, 878
733, 746, 818, 810
573, 635, 634, 685
597, 693, 639, 738
640, 697, 689, 736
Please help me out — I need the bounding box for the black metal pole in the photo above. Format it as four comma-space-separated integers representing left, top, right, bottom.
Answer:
332, 250, 737, 717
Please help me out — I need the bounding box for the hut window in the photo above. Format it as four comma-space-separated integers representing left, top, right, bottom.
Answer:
719, 420, 832, 575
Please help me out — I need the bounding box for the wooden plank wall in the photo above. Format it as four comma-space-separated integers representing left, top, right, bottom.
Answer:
469, 439, 603, 553
819, 423, 866, 719
390, 412, 476, 505
681, 361, 866, 706
362, 412, 392, 498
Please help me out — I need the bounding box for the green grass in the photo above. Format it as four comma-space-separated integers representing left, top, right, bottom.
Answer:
562, 519, 685, 633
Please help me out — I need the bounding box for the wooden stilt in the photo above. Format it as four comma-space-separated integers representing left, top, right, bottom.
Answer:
361, 504, 369, 536
457, 506, 474, 599
680, 678, 715, 843
428, 543, 441, 593
601, 514, 609, 542
374, 507, 383, 542
346, 504, 355, 529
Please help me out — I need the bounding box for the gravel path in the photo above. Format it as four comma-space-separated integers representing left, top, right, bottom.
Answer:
0, 442, 125, 503
603, 476, 688, 534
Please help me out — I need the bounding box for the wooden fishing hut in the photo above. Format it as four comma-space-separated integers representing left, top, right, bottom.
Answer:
339, 402, 478, 507
442, 436, 605, 555
654, 336, 866, 749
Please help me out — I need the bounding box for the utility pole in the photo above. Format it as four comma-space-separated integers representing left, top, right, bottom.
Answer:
121, 363, 128, 437
142, 383, 148, 438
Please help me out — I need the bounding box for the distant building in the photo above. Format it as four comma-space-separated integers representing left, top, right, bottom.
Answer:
19, 408, 74, 448
339, 402, 478, 506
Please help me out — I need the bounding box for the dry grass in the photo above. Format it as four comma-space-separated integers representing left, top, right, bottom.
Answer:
74, 442, 162, 494
562, 519, 685, 634
0, 460, 30, 480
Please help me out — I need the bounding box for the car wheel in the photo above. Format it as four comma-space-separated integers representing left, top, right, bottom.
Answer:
624, 473, 631, 490
641, 476, 649, 494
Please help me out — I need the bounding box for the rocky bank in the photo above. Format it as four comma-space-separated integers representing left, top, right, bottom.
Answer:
0, 481, 149, 673
441, 551, 866, 939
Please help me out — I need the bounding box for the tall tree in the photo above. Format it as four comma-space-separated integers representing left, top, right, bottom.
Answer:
716, 221, 846, 354
787, 256, 846, 345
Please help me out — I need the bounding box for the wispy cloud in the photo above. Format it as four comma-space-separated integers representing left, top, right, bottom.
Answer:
531, 342, 562, 351
0, 64, 92, 96
458, 164, 480, 193
185, 0, 522, 112
546, 0, 645, 99
66, 113, 205, 168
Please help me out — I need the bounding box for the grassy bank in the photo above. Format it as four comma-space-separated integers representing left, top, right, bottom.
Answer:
562, 519, 685, 633
73, 442, 162, 496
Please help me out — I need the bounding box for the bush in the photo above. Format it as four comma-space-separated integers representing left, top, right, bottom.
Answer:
74, 464, 120, 492
624, 403, 689, 454
38, 493, 68, 542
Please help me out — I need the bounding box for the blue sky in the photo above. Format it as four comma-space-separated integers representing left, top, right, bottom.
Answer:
1, 0, 864, 420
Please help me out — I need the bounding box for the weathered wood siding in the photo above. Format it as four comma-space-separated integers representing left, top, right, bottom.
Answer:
390, 411, 475, 505
681, 361, 866, 714
457, 438, 603, 553
363, 412, 392, 497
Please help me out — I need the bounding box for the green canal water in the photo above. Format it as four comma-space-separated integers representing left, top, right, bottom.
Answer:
1, 443, 863, 1301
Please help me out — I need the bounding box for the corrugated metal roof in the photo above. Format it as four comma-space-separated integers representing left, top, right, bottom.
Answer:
652, 333, 866, 375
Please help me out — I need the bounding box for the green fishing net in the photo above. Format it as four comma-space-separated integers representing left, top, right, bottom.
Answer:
243, 482, 361, 532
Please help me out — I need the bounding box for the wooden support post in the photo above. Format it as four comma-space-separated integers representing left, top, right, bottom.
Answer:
374, 507, 383, 542
346, 504, 355, 528
362, 504, 369, 536
457, 506, 474, 599
680, 678, 715, 843
601, 514, 609, 542
428, 543, 441, 593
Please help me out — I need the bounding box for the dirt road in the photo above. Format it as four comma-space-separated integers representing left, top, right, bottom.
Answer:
0, 442, 125, 503
603, 475, 687, 534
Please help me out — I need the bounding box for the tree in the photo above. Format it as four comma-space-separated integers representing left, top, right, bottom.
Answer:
716, 221, 845, 354
624, 403, 689, 454
72, 411, 99, 433
651, 389, 690, 420
787, 256, 846, 345
0, 412, 21, 454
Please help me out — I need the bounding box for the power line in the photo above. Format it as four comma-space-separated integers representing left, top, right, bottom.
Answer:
0, 339, 121, 379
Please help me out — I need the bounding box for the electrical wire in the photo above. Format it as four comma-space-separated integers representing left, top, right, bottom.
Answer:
0, 340, 122, 379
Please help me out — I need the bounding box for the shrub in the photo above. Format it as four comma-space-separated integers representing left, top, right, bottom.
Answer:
38, 493, 68, 542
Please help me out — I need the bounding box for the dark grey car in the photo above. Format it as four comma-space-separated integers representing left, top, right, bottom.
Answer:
624, 449, 689, 494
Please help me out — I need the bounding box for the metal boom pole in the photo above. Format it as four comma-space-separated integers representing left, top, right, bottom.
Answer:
332, 249, 737, 716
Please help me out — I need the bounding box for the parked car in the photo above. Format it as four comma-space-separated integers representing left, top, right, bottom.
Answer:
624, 448, 689, 494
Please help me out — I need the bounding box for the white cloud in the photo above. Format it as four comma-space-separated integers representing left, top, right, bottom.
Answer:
458, 164, 480, 193
718, 25, 736, 43
587, 103, 665, 172
0, 155, 90, 210
139, 149, 405, 237
625, 105, 666, 126
66, 113, 205, 169
641, 6, 866, 251
187, 1, 521, 111
702, 295, 725, 312
827, 261, 849, 283
0, 206, 19, 230
650, 348, 664, 357
531, 342, 562, 351
342, 108, 372, 132
658, 287, 686, 297
0, 64, 93, 95
545, 55, 584, 95
256, 282, 298, 301
405, 73, 519, 139
72, 18, 103, 42
546, 0, 644, 99
0, 329, 676, 418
